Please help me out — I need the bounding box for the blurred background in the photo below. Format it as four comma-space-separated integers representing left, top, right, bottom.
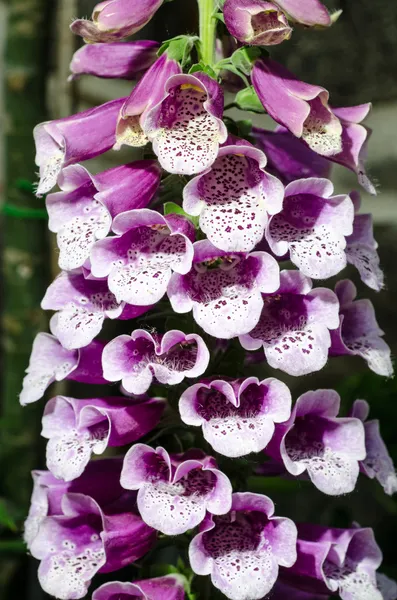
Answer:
0, 0, 396, 598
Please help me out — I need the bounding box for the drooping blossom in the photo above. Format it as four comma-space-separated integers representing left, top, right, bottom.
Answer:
168, 239, 280, 339
42, 395, 166, 481
182, 141, 284, 252
273, 0, 333, 27
283, 523, 384, 600
350, 399, 397, 495
30, 493, 156, 600
330, 279, 393, 377
252, 126, 332, 184
115, 53, 182, 149
345, 190, 384, 291
266, 389, 366, 495
90, 209, 194, 306
24, 458, 124, 548
46, 160, 161, 271
102, 329, 210, 395
252, 58, 343, 158
121, 446, 232, 535
71, 0, 163, 43
34, 98, 125, 196
41, 271, 153, 350
239, 270, 339, 376
143, 72, 228, 174
179, 377, 291, 458
189, 492, 297, 600
20, 334, 107, 406
69, 41, 159, 80
266, 177, 354, 279
92, 575, 186, 600
223, 0, 292, 46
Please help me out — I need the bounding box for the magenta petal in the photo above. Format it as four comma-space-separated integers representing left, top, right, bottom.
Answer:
274, 0, 331, 26
224, 0, 292, 46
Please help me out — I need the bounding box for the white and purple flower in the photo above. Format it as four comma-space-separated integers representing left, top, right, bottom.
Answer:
92, 575, 186, 600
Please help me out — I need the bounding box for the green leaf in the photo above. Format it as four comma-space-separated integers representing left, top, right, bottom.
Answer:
0, 498, 17, 532
164, 202, 200, 228
231, 46, 261, 76
158, 35, 198, 67
189, 62, 217, 79
219, 63, 250, 87
235, 86, 265, 113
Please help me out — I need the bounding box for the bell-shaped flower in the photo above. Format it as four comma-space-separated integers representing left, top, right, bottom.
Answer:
143, 72, 228, 175
345, 191, 383, 291
121, 446, 232, 535
46, 161, 161, 271
266, 389, 366, 495
329, 104, 376, 195
92, 575, 186, 600
20, 333, 107, 406
266, 178, 354, 279
70, 0, 163, 43
273, 0, 333, 27
30, 492, 156, 600
102, 329, 210, 395
90, 209, 194, 307
34, 97, 125, 196
168, 239, 280, 339
252, 126, 332, 184
41, 271, 153, 350
183, 141, 284, 252
239, 270, 339, 376
189, 492, 297, 600
69, 40, 159, 80
330, 279, 393, 377
179, 377, 291, 458
284, 523, 384, 600
223, 0, 292, 46
24, 458, 124, 548
42, 395, 166, 481
252, 58, 343, 158
115, 53, 182, 149
350, 399, 397, 496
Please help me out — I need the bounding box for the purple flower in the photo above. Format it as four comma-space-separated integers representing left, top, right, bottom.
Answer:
239, 270, 339, 376
30, 493, 156, 599
345, 191, 383, 291
377, 573, 397, 600
34, 98, 125, 196
42, 395, 166, 481
252, 126, 332, 184
273, 0, 332, 27
266, 389, 366, 495
265, 177, 354, 279
270, 580, 330, 599
115, 53, 182, 149
102, 329, 210, 395
69, 41, 159, 80
90, 209, 194, 307
330, 279, 393, 377
71, 0, 163, 43
350, 400, 397, 495
19, 333, 107, 406
179, 377, 291, 458
24, 458, 124, 548
329, 104, 376, 195
252, 58, 343, 158
168, 239, 280, 339
189, 492, 297, 600
223, 0, 292, 46
121, 446, 232, 535
46, 160, 161, 271
41, 271, 153, 350
285, 523, 384, 600
92, 575, 186, 600
143, 72, 228, 174
182, 141, 284, 252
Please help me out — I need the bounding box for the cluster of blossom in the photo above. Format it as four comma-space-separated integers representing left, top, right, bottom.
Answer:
21, 0, 396, 599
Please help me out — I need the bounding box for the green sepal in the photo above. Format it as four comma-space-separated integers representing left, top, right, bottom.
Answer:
214, 11, 225, 23
158, 35, 198, 68
164, 201, 200, 229
230, 46, 261, 76
235, 86, 265, 113
189, 62, 217, 79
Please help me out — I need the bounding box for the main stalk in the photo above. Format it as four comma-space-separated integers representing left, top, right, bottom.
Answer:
198, 0, 217, 66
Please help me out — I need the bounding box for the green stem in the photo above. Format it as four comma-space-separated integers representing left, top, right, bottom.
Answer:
198, 0, 217, 66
